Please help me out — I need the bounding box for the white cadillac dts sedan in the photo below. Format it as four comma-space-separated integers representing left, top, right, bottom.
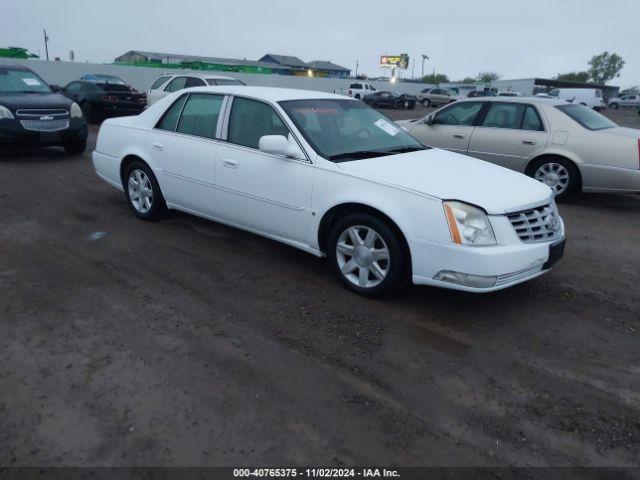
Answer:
92, 86, 565, 297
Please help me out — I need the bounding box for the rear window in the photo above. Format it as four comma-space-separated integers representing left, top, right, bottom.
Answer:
151, 76, 170, 90
556, 104, 616, 131
205, 78, 245, 86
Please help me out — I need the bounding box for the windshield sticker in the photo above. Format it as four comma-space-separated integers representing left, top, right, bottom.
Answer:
374, 119, 400, 136
294, 107, 338, 115
22, 78, 42, 86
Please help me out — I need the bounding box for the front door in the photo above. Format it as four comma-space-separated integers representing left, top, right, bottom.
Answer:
407, 101, 484, 154
146, 92, 225, 216
467, 102, 548, 172
215, 96, 314, 245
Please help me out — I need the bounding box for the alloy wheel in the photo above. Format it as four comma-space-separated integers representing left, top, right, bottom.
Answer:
336, 225, 390, 288
534, 162, 569, 195
128, 169, 153, 213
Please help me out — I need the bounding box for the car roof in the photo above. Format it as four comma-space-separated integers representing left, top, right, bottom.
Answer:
454, 96, 568, 106
0, 62, 31, 71
177, 85, 357, 102
159, 72, 238, 80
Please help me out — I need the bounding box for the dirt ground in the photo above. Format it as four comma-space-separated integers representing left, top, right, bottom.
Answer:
0, 107, 639, 468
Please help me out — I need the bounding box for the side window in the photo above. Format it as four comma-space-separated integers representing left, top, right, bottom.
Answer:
481, 103, 525, 129
176, 93, 224, 139
548, 89, 559, 97
165, 77, 187, 92
522, 106, 544, 131
64, 82, 81, 94
185, 77, 206, 88
156, 94, 188, 131
227, 97, 290, 149
150, 76, 169, 90
434, 102, 483, 126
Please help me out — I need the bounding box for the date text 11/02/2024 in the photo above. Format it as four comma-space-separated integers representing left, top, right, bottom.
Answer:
233, 468, 400, 477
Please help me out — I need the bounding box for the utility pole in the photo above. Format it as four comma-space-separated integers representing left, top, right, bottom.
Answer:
355, 60, 359, 78
421, 54, 429, 79
43, 29, 49, 61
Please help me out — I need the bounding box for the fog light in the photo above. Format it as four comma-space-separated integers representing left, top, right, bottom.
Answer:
434, 270, 497, 288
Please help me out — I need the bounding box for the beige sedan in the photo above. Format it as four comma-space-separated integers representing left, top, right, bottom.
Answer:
398, 97, 640, 198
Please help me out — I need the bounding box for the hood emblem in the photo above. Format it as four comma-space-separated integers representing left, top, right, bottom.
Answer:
40, 115, 54, 121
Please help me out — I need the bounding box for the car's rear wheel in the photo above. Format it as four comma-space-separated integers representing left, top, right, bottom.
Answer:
354, 94, 361, 100
529, 157, 579, 200
407, 101, 416, 110
609, 102, 619, 109
327, 214, 408, 297
63, 138, 86, 155
422, 98, 431, 107
124, 161, 166, 220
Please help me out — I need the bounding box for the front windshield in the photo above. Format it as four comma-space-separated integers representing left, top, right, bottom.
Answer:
279, 99, 424, 161
556, 104, 617, 131
0, 67, 51, 93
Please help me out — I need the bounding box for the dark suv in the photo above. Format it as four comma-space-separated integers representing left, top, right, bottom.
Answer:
0, 63, 87, 153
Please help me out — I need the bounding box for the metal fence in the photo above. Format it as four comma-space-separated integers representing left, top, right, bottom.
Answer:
4, 58, 428, 96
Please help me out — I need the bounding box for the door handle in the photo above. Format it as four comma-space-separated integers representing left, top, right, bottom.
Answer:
152, 143, 164, 151
222, 159, 239, 169
522, 139, 537, 145
453, 134, 465, 139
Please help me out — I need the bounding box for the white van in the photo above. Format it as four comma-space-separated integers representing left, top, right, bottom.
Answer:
546, 88, 606, 110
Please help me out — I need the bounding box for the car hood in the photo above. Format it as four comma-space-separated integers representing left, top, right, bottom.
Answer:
337, 148, 553, 214
0, 92, 73, 111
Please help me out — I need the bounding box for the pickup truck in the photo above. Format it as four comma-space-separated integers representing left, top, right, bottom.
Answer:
334, 82, 376, 100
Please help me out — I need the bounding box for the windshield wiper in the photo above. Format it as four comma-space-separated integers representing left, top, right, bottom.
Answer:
383, 146, 428, 154
329, 150, 394, 162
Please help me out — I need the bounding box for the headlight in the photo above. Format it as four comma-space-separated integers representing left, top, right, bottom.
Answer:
443, 201, 496, 246
0, 105, 14, 120
70, 102, 83, 118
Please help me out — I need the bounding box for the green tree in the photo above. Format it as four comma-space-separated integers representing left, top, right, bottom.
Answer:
460, 76, 476, 83
587, 52, 625, 84
422, 72, 449, 84
555, 71, 590, 83
477, 71, 501, 83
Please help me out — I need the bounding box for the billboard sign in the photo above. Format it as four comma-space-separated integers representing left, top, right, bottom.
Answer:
380, 54, 409, 70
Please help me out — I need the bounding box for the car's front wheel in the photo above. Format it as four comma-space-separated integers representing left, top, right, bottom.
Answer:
609, 102, 619, 109
422, 98, 431, 107
63, 138, 86, 155
327, 214, 408, 297
124, 161, 166, 220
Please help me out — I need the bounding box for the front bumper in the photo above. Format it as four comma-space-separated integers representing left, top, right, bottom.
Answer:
411, 237, 564, 292
410, 212, 565, 292
0, 118, 87, 147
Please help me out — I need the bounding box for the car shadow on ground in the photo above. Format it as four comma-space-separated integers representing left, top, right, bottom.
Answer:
0, 146, 85, 163
561, 192, 640, 211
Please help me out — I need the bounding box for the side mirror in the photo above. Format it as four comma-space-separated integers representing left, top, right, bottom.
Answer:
50, 85, 62, 93
258, 134, 304, 159
425, 114, 435, 125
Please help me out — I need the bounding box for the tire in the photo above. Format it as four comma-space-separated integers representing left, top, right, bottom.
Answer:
354, 94, 361, 100
63, 138, 87, 155
527, 157, 580, 201
124, 160, 166, 220
408, 101, 416, 110
81, 102, 97, 124
327, 213, 408, 298
422, 98, 431, 107
609, 102, 619, 109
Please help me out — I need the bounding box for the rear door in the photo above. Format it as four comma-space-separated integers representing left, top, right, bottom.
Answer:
407, 101, 484, 154
146, 92, 225, 216
467, 102, 548, 172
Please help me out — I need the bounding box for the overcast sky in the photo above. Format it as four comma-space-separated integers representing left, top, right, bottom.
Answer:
2, 0, 638, 87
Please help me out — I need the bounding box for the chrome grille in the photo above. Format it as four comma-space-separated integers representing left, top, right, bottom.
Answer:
507, 203, 562, 243
495, 264, 543, 286
16, 109, 68, 117
20, 119, 70, 132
